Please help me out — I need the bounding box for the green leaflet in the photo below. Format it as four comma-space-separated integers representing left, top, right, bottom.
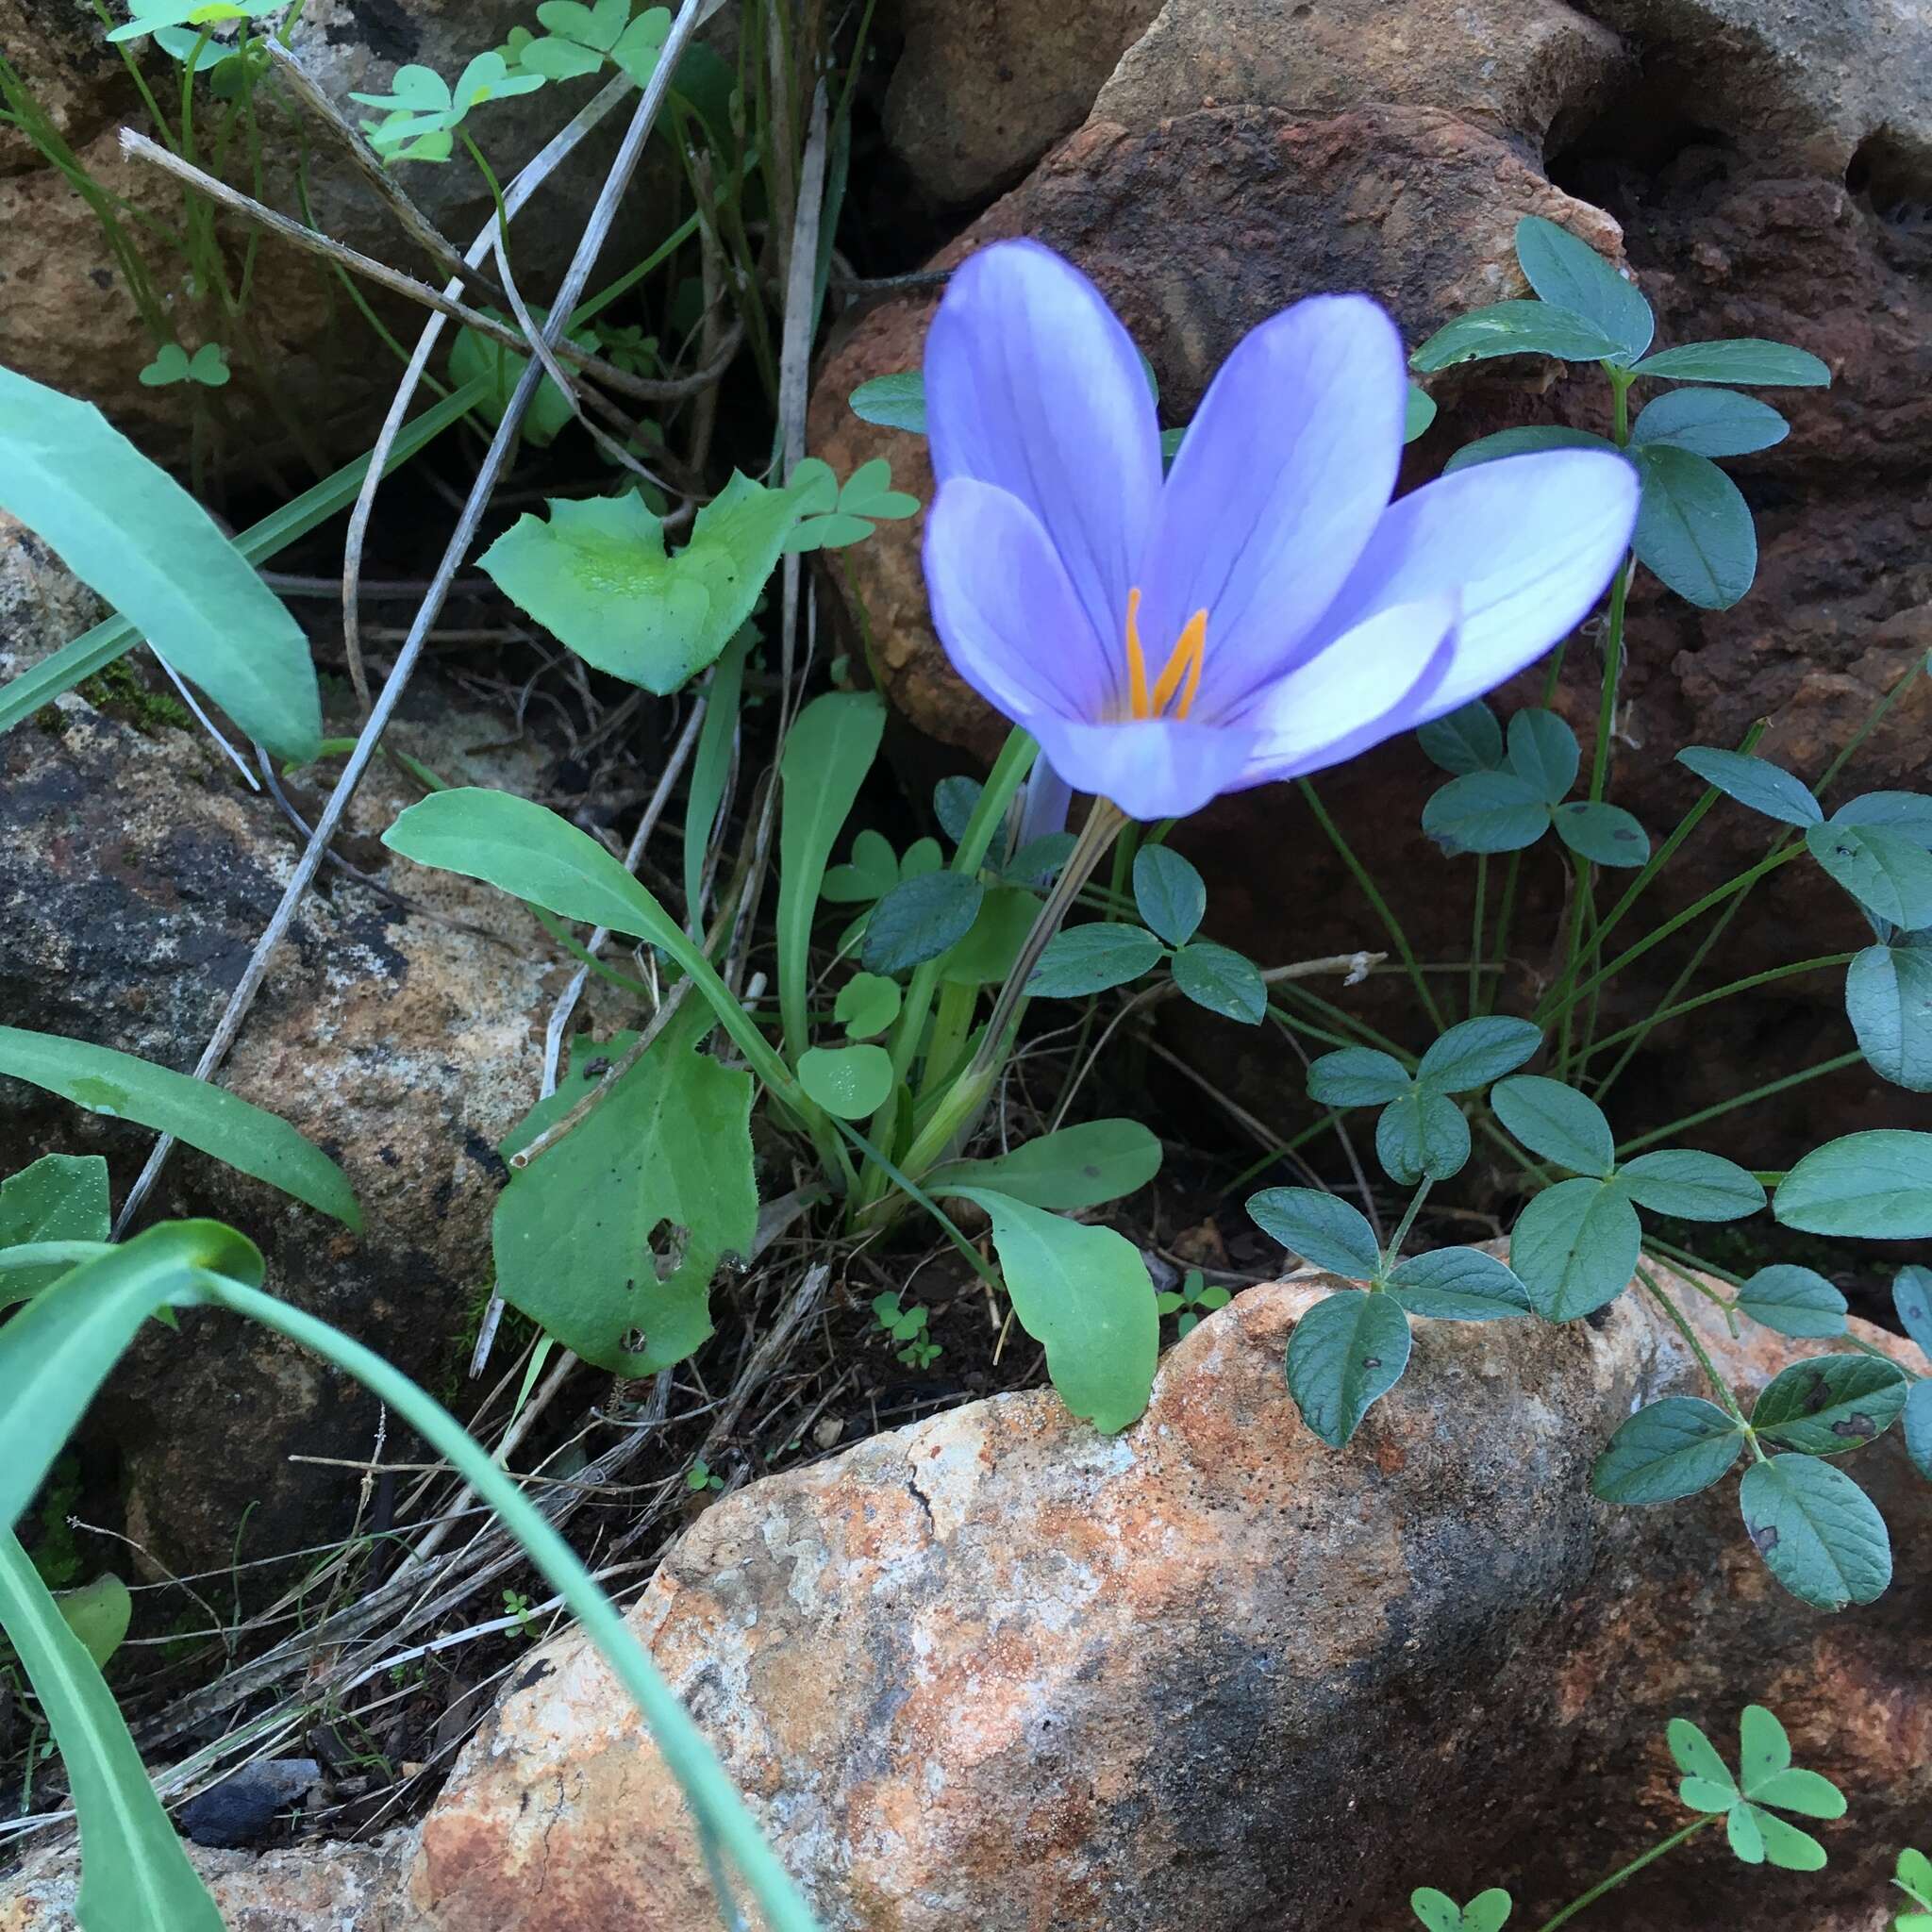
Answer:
926, 1120, 1161, 1212
1285, 1289, 1411, 1447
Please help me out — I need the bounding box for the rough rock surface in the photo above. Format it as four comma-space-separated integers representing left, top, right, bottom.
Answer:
0, 546, 585, 1569
408, 1267, 1930, 1932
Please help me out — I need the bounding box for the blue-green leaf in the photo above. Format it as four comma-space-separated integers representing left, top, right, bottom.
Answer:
1026, 923, 1164, 997
1307, 1046, 1412, 1107
1422, 771, 1551, 855
1632, 444, 1757, 609
1171, 941, 1266, 1024
863, 872, 986, 976
1894, 1265, 1932, 1357
1591, 1396, 1743, 1503
1385, 1246, 1531, 1321
1376, 1089, 1471, 1185
1403, 383, 1438, 442
1416, 1017, 1541, 1094
1285, 1289, 1411, 1447
1806, 821, 1932, 929
1411, 302, 1623, 373
1630, 340, 1831, 386
1905, 1379, 1932, 1481
1247, 1187, 1381, 1278
1774, 1130, 1932, 1239
1553, 800, 1651, 867
1739, 1454, 1890, 1608
1443, 426, 1620, 475
1491, 1075, 1615, 1176
1675, 747, 1821, 826
1510, 1178, 1641, 1320
848, 371, 925, 433
1514, 215, 1654, 362
1668, 1717, 1737, 1799
1506, 708, 1580, 805
1614, 1149, 1765, 1221
1416, 700, 1505, 774
1846, 941, 1932, 1091
1736, 1265, 1846, 1339
1132, 845, 1207, 946
1749, 1354, 1908, 1455
1630, 388, 1789, 457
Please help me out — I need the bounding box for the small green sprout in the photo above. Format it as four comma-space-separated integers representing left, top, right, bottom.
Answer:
1156, 1267, 1231, 1339
871, 1291, 942, 1369
685, 1458, 724, 1493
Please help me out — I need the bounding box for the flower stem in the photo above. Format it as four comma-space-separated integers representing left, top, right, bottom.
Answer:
1534, 1815, 1715, 1932
1381, 1177, 1433, 1275
1637, 1263, 1755, 1439
1614, 1050, 1864, 1155
1578, 954, 1854, 1062
1470, 851, 1488, 1018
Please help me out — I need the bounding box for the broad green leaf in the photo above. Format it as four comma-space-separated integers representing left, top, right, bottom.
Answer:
952, 1189, 1157, 1432
1833, 790, 1932, 846
1847, 943, 1932, 1091
1894, 1265, 1932, 1357
1738, 1454, 1891, 1608
494, 1019, 756, 1374
1806, 822, 1932, 929
1509, 1178, 1641, 1321
1442, 426, 1618, 475
1514, 215, 1654, 361
1132, 845, 1207, 946
777, 691, 885, 1058
1775, 1130, 1932, 1239
1630, 388, 1788, 457
1422, 771, 1550, 855
1506, 708, 1580, 805
1737, 1703, 1791, 1787
1026, 922, 1164, 997
834, 972, 902, 1041
1553, 800, 1651, 867
937, 885, 1038, 987
1667, 1717, 1737, 1798
1247, 1187, 1380, 1278
1907, 1380, 1932, 1481
1385, 1246, 1531, 1321
1460, 1891, 1511, 1932
1736, 1265, 1846, 1339
849, 371, 926, 433
1307, 1046, 1412, 1107
797, 1043, 893, 1120
1591, 1396, 1743, 1503
1171, 941, 1266, 1024
1630, 339, 1831, 386
479, 474, 799, 692
0, 1029, 358, 1229
1416, 700, 1505, 774
1675, 746, 1821, 825
1491, 1075, 1614, 1176
822, 826, 900, 904
1403, 384, 1438, 442
0, 1153, 109, 1307
1726, 1798, 1767, 1863
1614, 1149, 1765, 1221
1376, 1089, 1471, 1186
1632, 444, 1757, 609
53, 1573, 132, 1670
0, 363, 320, 758
1285, 1289, 1411, 1447
1416, 1017, 1541, 1093
862, 872, 985, 976
1749, 1354, 1908, 1454
0, 1531, 224, 1932
1410, 301, 1623, 373
926, 1120, 1161, 1212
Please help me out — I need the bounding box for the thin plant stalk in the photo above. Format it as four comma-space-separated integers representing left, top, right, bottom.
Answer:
1613, 1051, 1864, 1156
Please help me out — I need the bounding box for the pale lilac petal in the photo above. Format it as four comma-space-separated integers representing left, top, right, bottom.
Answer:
1234, 596, 1459, 786
926, 240, 1159, 662
1028, 713, 1260, 823
1017, 758, 1073, 845
924, 479, 1113, 724
1136, 295, 1407, 712
1305, 450, 1640, 720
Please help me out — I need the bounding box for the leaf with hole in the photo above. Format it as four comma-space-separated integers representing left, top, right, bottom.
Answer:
1285, 1290, 1412, 1447
1514, 215, 1655, 361
862, 872, 986, 976
1675, 747, 1821, 826
1410, 302, 1623, 373
1846, 942, 1932, 1091
1026, 923, 1164, 998
1509, 1178, 1641, 1321
1491, 1075, 1615, 1176
1376, 1089, 1471, 1186
480, 475, 800, 693
1774, 1130, 1932, 1239
494, 1016, 756, 1376
1416, 700, 1505, 774
1385, 1246, 1531, 1322
1591, 1396, 1744, 1503
1416, 1017, 1542, 1094
1630, 339, 1831, 386
1505, 708, 1580, 805
1806, 822, 1932, 930
1632, 444, 1757, 609
1307, 1046, 1412, 1107
1247, 1187, 1380, 1278
1739, 1453, 1891, 1609
0, 1153, 108, 1308
1630, 388, 1789, 456
1171, 941, 1266, 1024
848, 371, 926, 434
1749, 1354, 1908, 1455
926, 1120, 1161, 1212
952, 1189, 1157, 1432
1736, 1265, 1846, 1339
1132, 844, 1207, 945
797, 1044, 894, 1120
1422, 771, 1550, 855
0, 364, 320, 758
1614, 1149, 1765, 1221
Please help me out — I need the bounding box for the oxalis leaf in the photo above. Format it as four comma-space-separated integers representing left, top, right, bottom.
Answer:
0, 363, 320, 758
951, 1188, 1157, 1432
494, 1014, 756, 1376
1738, 1454, 1890, 1609
1285, 1290, 1411, 1448
479, 474, 801, 693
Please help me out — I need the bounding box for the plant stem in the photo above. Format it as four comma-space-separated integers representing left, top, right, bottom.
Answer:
1470, 851, 1487, 1017
1299, 779, 1444, 1029
1579, 954, 1854, 1063
1482, 849, 1524, 1014
1534, 1816, 1714, 1932
1382, 1178, 1434, 1274
1637, 1265, 1754, 1438
1614, 1051, 1864, 1155
1588, 560, 1630, 804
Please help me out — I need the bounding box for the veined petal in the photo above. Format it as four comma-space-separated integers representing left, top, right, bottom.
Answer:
1307, 450, 1640, 720
1027, 713, 1260, 823
925, 240, 1159, 668
1137, 294, 1407, 711
1236, 596, 1459, 786
924, 478, 1113, 725
1017, 757, 1074, 845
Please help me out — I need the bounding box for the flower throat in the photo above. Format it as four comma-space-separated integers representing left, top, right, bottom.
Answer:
1124, 587, 1208, 722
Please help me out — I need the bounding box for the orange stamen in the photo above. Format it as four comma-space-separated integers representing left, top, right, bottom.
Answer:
1124, 587, 1153, 719
1123, 589, 1208, 722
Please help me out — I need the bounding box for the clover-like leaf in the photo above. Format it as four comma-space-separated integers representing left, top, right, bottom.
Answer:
1248, 1187, 1381, 1279
1509, 1178, 1641, 1321
1491, 1075, 1614, 1177
797, 1043, 893, 1120
1171, 941, 1266, 1024
1632, 444, 1757, 610
1736, 1264, 1847, 1339
848, 371, 926, 433
1132, 844, 1207, 946
1591, 1396, 1744, 1503
1739, 1454, 1891, 1608
1416, 1017, 1541, 1094
834, 972, 901, 1041
1807, 820, 1932, 930
1506, 707, 1580, 805
1423, 771, 1550, 855
1307, 1046, 1412, 1108
1612, 1148, 1765, 1221
1385, 1247, 1531, 1322
1848, 941, 1932, 1091
1444, 426, 1619, 475
1629, 339, 1831, 386
1416, 700, 1505, 774
1514, 215, 1654, 363
1376, 1089, 1471, 1186
1630, 387, 1789, 457
1553, 800, 1651, 867
1285, 1289, 1411, 1448
1749, 1354, 1909, 1455
1411, 301, 1624, 373
863, 872, 985, 976
1774, 1130, 1932, 1239
1676, 746, 1822, 826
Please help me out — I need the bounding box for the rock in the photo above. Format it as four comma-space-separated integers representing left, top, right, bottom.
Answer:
882, 0, 1164, 204
408, 1262, 1931, 1931
0, 531, 591, 1569
0, 512, 103, 671
179, 1758, 323, 1851
1094, 0, 1626, 153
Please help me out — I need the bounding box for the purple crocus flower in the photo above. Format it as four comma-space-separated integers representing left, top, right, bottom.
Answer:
922, 240, 1640, 823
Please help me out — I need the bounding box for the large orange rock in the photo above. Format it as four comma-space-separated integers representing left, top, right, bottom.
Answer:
409, 1266, 1930, 1931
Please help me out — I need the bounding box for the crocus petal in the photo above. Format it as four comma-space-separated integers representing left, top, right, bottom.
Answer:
925, 240, 1160, 675
1027, 714, 1261, 823
1306, 450, 1640, 720
1017, 757, 1074, 846
1234, 596, 1459, 787
1136, 294, 1407, 711
924, 478, 1113, 726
